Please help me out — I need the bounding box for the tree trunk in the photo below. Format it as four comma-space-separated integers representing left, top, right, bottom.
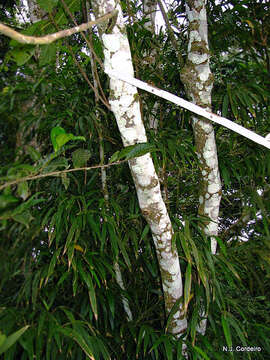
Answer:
180, 0, 222, 334
92, 0, 187, 337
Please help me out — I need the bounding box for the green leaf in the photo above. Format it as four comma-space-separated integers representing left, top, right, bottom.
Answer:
140, 224, 150, 241
50, 126, 86, 152
37, 312, 46, 337
164, 339, 173, 360
179, 232, 192, 263
228, 315, 248, 346
32, 270, 41, 308
120, 143, 156, 160
11, 46, 36, 65
26, 145, 41, 161
136, 325, 147, 355
184, 263, 192, 313
193, 345, 211, 360
12, 210, 33, 228
221, 313, 232, 349
109, 150, 120, 164
37, 0, 58, 12
222, 94, 229, 117
17, 181, 30, 200
0, 195, 19, 209
50, 126, 66, 152
0, 326, 30, 355
77, 260, 98, 320
63, 220, 78, 255
39, 43, 57, 66
0, 333, 7, 348
149, 334, 167, 354
219, 255, 241, 281
57, 133, 85, 150
61, 173, 70, 190
57, 327, 94, 358
72, 148, 91, 168
45, 248, 61, 284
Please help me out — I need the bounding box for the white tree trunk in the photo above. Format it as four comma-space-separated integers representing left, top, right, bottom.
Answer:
93, 0, 187, 337
85, 0, 133, 321
181, 0, 222, 335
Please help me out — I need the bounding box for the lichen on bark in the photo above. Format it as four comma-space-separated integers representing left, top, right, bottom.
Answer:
93, 0, 187, 338
181, 0, 222, 256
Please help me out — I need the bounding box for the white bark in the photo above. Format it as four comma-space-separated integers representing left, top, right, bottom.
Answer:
93, 0, 187, 337
142, 0, 159, 131
106, 71, 270, 149
86, 0, 133, 321
181, 0, 221, 335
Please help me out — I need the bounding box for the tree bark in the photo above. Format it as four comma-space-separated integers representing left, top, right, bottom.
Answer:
92, 0, 187, 337
180, 0, 222, 334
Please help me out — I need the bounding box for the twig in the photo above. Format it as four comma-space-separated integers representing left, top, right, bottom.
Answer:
48, 13, 111, 110
0, 159, 128, 191
156, 0, 184, 67
60, 0, 104, 69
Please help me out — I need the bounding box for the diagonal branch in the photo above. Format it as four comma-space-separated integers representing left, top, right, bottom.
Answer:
106, 71, 270, 150
0, 10, 118, 44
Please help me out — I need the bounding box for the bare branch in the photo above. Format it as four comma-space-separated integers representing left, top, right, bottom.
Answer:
0, 10, 118, 44
0, 159, 128, 191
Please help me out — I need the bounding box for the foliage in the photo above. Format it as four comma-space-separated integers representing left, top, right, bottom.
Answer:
0, 0, 269, 359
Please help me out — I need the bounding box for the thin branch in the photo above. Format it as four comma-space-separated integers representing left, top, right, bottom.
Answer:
0, 10, 118, 44
0, 159, 128, 191
52, 0, 109, 107
156, 0, 184, 67
48, 13, 111, 110
60, 0, 104, 69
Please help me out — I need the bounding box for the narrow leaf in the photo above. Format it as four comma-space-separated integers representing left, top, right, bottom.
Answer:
221, 313, 232, 349
0, 326, 30, 355
184, 263, 192, 313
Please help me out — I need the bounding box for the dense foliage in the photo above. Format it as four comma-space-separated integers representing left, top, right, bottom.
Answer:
0, 0, 270, 359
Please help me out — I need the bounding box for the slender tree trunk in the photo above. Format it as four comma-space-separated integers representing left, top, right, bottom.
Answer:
143, 0, 157, 33
181, 0, 222, 334
141, 0, 159, 132
92, 0, 187, 337
85, 0, 133, 321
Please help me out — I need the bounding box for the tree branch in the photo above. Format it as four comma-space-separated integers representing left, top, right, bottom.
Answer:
107, 70, 270, 150
0, 159, 128, 191
156, 0, 184, 68
0, 10, 118, 44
